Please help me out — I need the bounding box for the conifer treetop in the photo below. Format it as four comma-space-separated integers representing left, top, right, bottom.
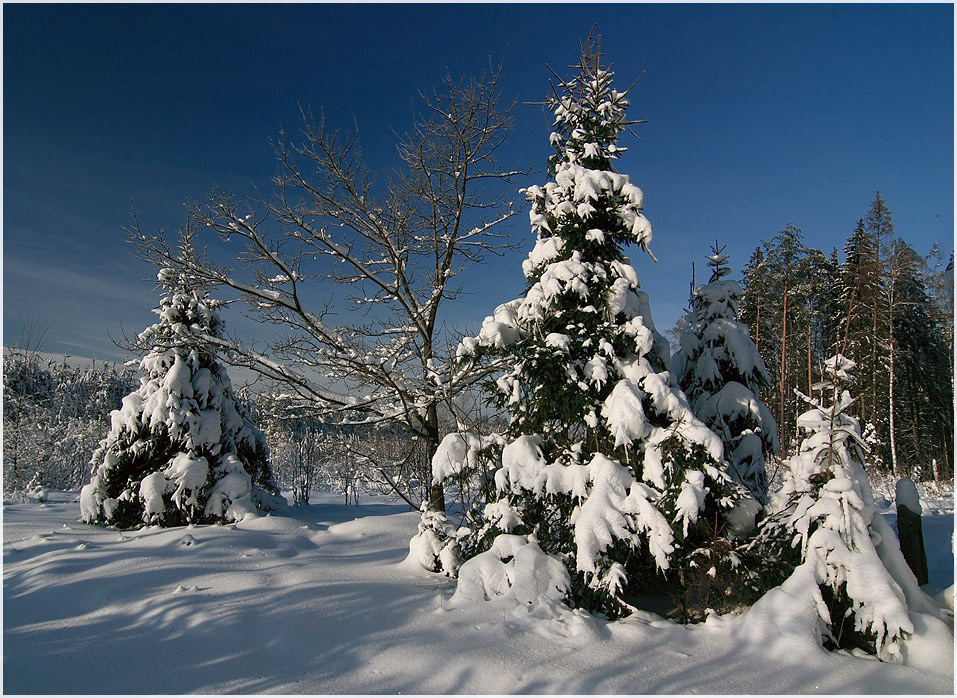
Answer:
446, 40, 746, 618
545, 33, 645, 175
523, 31, 655, 262
80, 242, 284, 529
138, 238, 226, 351
706, 241, 732, 282
673, 242, 778, 502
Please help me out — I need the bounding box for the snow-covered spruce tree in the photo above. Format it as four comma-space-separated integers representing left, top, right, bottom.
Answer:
673, 243, 779, 503
745, 355, 924, 660
80, 259, 284, 529
443, 41, 749, 620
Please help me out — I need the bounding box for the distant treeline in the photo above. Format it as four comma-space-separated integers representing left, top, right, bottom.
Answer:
732, 192, 953, 479
3, 350, 137, 492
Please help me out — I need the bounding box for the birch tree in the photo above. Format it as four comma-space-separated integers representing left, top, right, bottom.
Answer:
132, 66, 526, 512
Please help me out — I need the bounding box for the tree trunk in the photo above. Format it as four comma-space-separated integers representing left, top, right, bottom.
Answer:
887, 273, 898, 477
870, 219, 882, 427
807, 302, 813, 396
888, 335, 898, 476
425, 401, 446, 513
779, 272, 789, 435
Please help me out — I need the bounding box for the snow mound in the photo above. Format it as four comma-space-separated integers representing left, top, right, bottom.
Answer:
895, 477, 921, 514
730, 563, 831, 660
899, 611, 955, 670
452, 534, 569, 607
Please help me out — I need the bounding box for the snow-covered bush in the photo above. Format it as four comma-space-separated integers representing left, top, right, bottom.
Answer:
80, 261, 284, 528
744, 355, 925, 660
407, 504, 468, 577
453, 533, 570, 607
673, 244, 779, 503
445, 41, 747, 619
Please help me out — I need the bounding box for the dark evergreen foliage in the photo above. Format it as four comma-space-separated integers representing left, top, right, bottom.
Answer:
737, 192, 952, 479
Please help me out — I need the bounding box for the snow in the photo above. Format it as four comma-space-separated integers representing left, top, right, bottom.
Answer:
166, 452, 209, 508
531, 250, 593, 302
204, 454, 254, 521
583, 354, 609, 387
726, 495, 762, 536
544, 331, 571, 351
572, 453, 644, 576
461, 299, 522, 357
452, 534, 570, 606
139, 471, 168, 520
430, 431, 490, 485
521, 235, 565, 277
406, 506, 463, 575
601, 379, 649, 449
496, 434, 548, 493
4, 489, 952, 693
897, 477, 922, 514
477, 320, 519, 349
673, 469, 709, 536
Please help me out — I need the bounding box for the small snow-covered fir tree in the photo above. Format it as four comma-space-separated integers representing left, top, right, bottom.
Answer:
749, 355, 917, 660
673, 243, 779, 503
81, 248, 284, 528
444, 38, 748, 619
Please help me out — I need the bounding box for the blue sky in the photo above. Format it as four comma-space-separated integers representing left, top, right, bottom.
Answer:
4, 3, 953, 364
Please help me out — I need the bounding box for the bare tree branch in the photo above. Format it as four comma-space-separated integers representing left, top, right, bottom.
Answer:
130, 65, 530, 512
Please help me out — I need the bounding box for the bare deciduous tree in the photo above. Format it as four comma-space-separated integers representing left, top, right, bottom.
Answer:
132, 65, 527, 512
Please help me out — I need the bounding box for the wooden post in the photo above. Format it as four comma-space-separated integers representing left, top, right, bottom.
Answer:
895, 477, 929, 586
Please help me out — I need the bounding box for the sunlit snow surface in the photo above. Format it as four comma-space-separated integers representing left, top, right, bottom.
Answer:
4, 490, 953, 694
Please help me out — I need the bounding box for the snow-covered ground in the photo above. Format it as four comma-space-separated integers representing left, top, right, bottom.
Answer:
4, 489, 953, 694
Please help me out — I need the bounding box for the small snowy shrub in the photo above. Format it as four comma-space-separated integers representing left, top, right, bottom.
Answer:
408, 505, 466, 576
743, 355, 915, 660
81, 259, 284, 529
673, 244, 779, 504
411, 430, 503, 575
446, 40, 747, 620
